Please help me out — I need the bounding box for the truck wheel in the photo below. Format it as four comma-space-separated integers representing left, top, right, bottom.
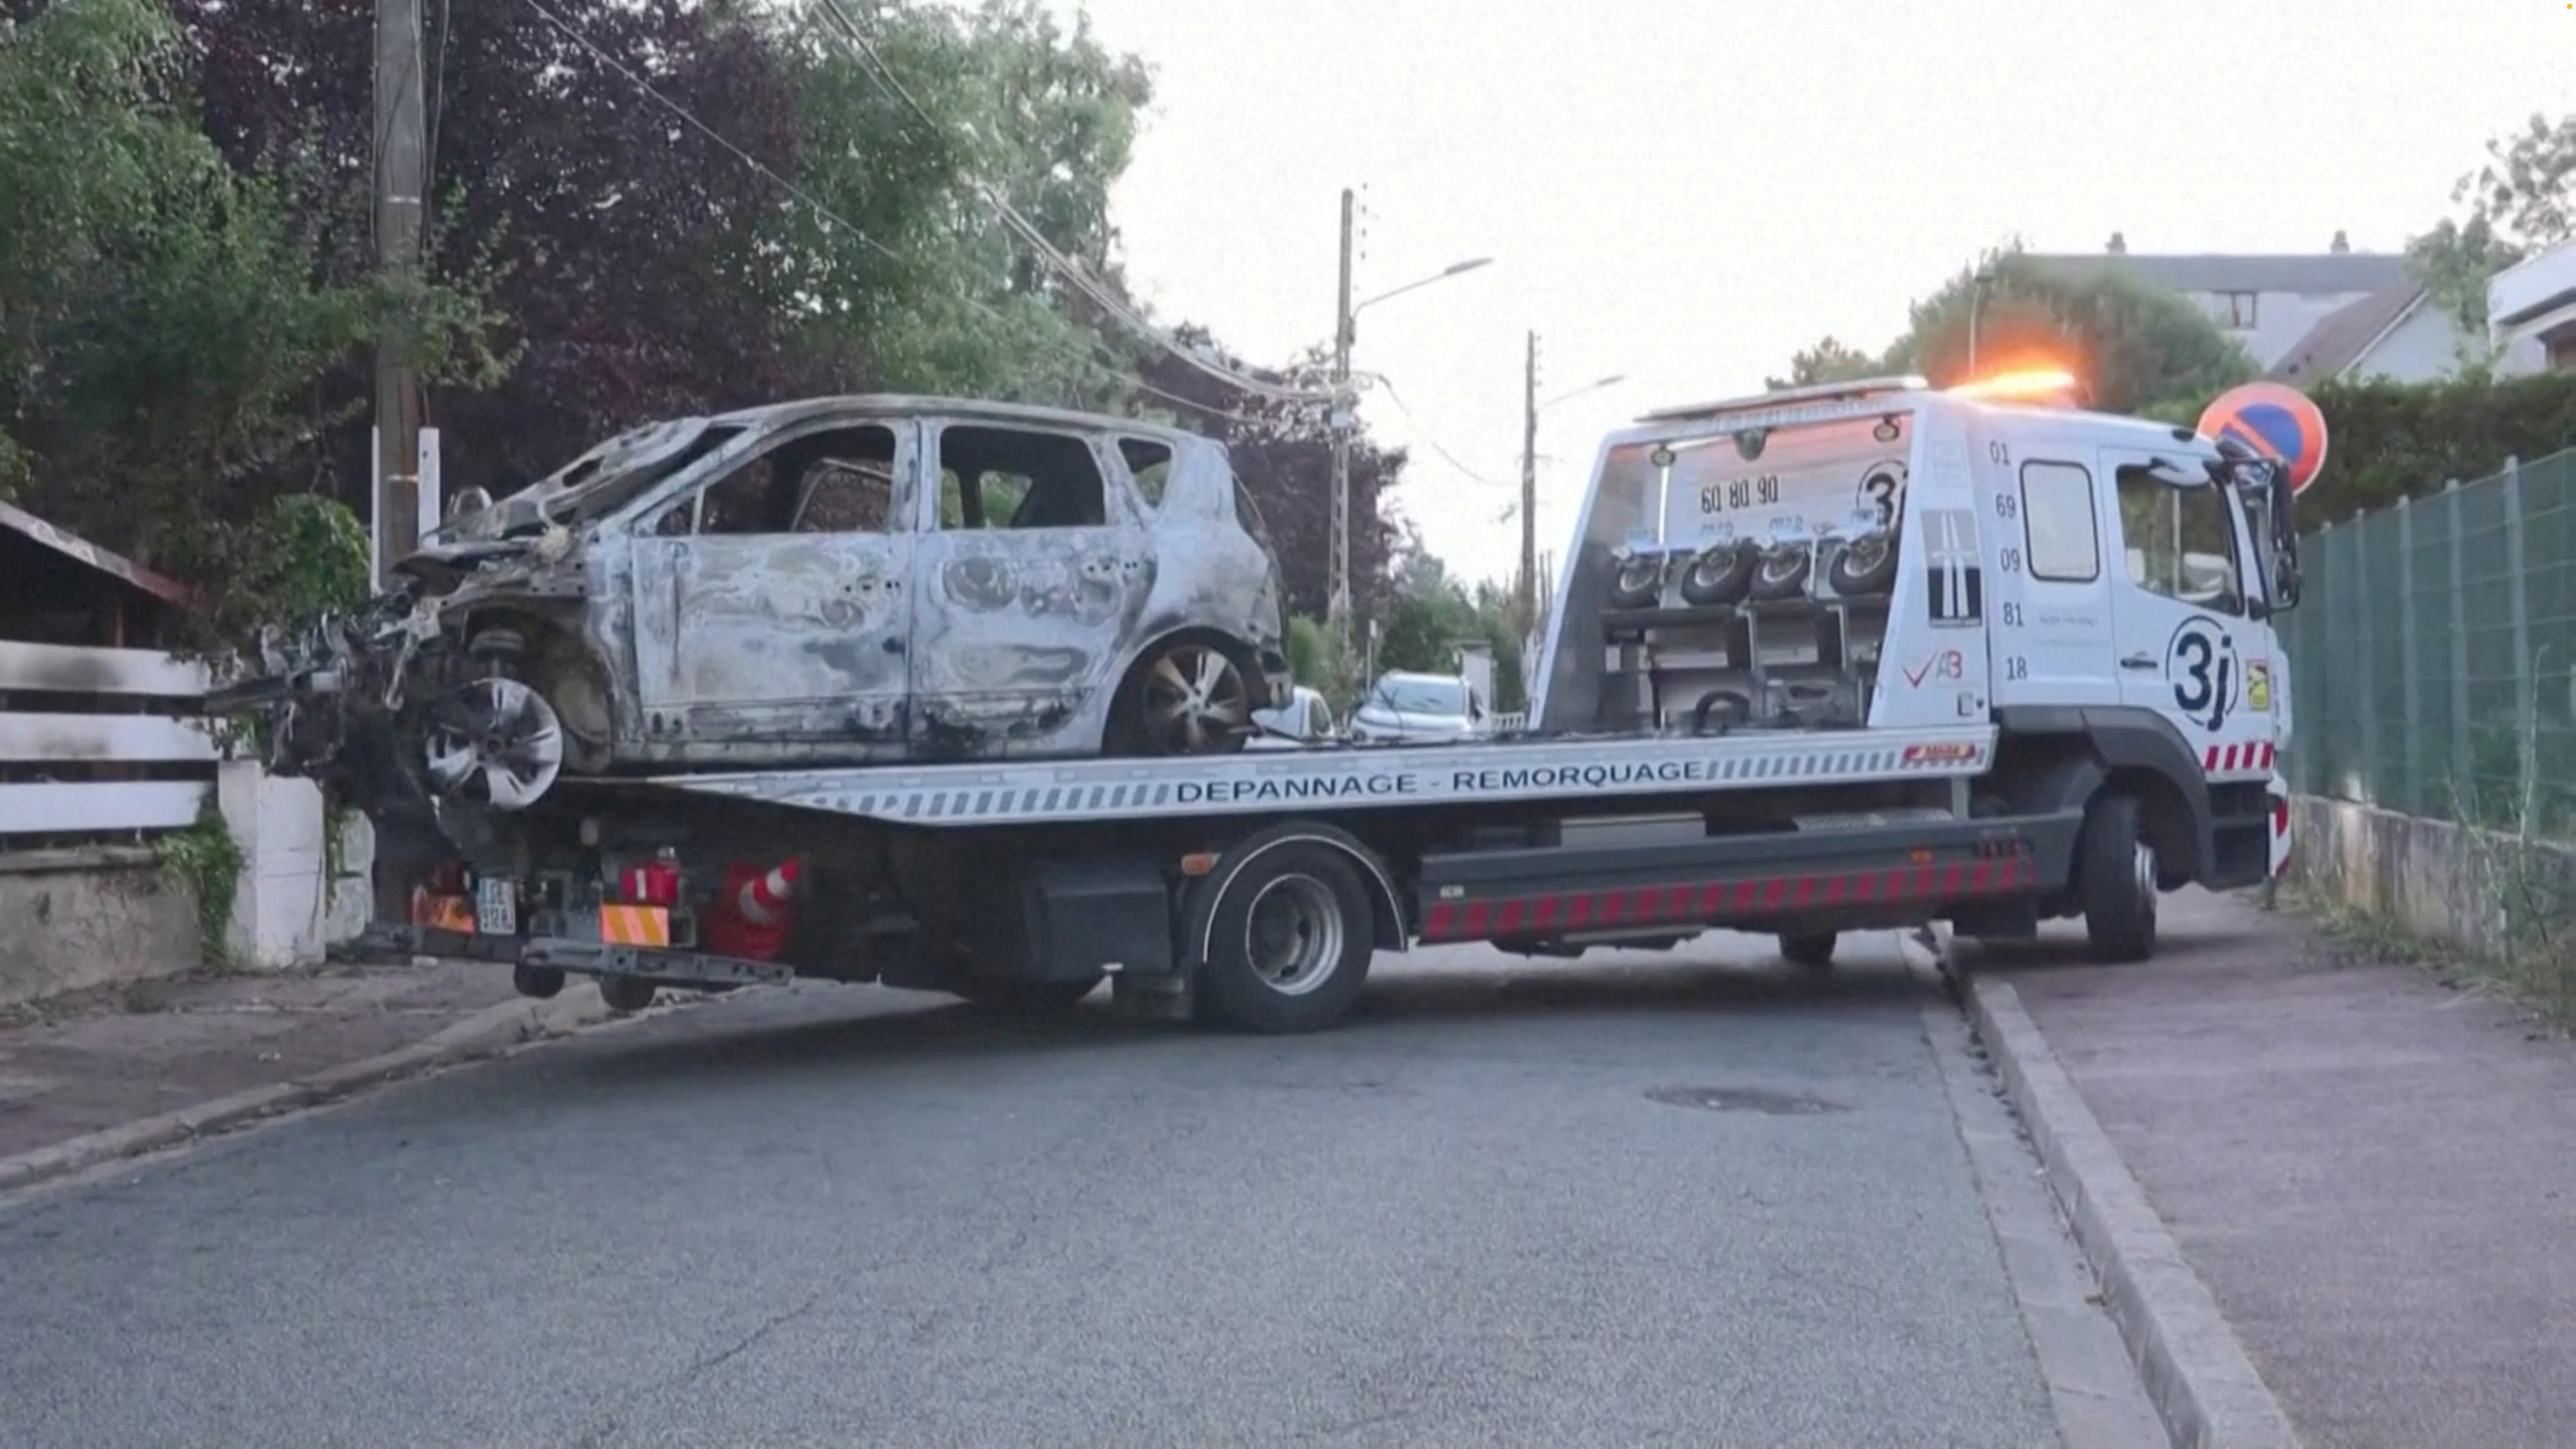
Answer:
1197, 843, 1375, 1033
1747, 545, 1813, 602
597, 974, 658, 1013
1678, 539, 1757, 606
955, 975, 1102, 1015
2079, 793, 2157, 963
1826, 532, 1899, 596
1778, 931, 1837, 968
512, 964, 566, 1000
1608, 553, 1666, 609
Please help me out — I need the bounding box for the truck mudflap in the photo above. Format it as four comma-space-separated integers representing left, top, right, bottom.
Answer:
1412, 809, 2085, 946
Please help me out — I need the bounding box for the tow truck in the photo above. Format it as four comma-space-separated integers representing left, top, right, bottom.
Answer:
220, 370, 2307, 1033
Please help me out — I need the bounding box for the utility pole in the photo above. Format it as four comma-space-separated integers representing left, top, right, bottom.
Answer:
1327, 188, 1356, 627
1519, 330, 1540, 632
374, 0, 427, 584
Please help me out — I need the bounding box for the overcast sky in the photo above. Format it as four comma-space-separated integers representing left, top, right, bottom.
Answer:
1039, 0, 2569, 585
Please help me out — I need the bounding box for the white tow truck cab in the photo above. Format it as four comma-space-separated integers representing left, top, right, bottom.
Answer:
277, 373, 2308, 1034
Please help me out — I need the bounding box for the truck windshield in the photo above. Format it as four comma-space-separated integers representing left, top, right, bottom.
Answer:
1368, 678, 1467, 715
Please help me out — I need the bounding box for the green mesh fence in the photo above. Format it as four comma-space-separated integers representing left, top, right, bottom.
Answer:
2286, 446, 2576, 838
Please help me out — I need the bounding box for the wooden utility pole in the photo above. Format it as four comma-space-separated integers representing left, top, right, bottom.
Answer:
1519, 330, 1540, 632
1327, 188, 1355, 626
374, 0, 427, 584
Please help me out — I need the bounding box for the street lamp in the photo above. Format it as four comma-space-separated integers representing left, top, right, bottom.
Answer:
1967, 262, 1998, 376
1328, 194, 1492, 625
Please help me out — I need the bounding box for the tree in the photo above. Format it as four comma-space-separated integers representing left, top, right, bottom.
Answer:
1134, 327, 1406, 622
1767, 244, 2257, 415
0, 0, 503, 621
2407, 112, 2576, 336
1767, 336, 1882, 391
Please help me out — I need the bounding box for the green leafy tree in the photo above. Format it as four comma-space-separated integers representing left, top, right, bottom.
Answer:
2407, 112, 2576, 336
0, 0, 505, 633
774, 0, 1156, 409
1883, 247, 2256, 413
1767, 336, 1883, 390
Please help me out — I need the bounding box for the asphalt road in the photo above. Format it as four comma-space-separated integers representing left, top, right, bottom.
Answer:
0, 933, 2150, 1447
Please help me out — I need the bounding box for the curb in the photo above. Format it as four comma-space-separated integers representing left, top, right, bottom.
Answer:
0, 982, 634, 1198
1960, 972, 2302, 1449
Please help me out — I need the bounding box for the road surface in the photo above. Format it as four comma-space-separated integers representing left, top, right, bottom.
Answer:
0, 933, 2152, 1447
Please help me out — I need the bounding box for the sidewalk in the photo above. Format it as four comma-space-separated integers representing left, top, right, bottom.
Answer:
0, 959, 615, 1178
1973, 889, 2576, 1449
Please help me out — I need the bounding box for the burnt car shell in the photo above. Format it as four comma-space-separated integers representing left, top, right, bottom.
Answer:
215, 395, 1292, 820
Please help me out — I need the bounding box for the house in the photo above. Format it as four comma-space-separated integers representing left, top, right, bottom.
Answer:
2027, 232, 2472, 385
2487, 236, 2576, 377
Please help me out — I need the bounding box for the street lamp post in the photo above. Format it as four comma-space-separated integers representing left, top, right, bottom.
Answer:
1324, 191, 1490, 625
1967, 262, 1998, 376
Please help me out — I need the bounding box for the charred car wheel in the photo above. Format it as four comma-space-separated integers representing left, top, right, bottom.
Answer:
1827, 532, 1899, 596
1131, 640, 1253, 756
1608, 552, 1667, 609
422, 677, 564, 811
1677, 539, 1758, 606
1747, 545, 1813, 602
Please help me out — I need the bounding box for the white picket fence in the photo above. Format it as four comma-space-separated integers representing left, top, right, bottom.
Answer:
0, 639, 367, 967
0, 639, 215, 836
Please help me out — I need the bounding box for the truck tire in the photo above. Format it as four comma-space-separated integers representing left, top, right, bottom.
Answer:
1778, 931, 1837, 968
1608, 553, 1666, 609
1196, 841, 1375, 1033
1747, 545, 1813, 602
2078, 792, 2157, 963
1826, 532, 1899, 596
598, 974, 658, 1013
1678, 539, 1757, 606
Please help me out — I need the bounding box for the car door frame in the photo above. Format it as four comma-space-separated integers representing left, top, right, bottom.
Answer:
624, 414, 921, 761
905, 415, 1156, 755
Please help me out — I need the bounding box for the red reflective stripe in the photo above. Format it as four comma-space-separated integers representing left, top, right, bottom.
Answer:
1824, 875, 1848, 904
1425, 902, 1455, 938
1733, 879, 1760, 912
1566, 894, 1592, 926
1793, 876, 1817, 907
1667, 885, 1692, 918
1939, 864, 1963, 895
1497, 899, 1526, 933
1698, 882, 1728, 915
1463, 901, 1492, 937
1885, 869, 1908, 900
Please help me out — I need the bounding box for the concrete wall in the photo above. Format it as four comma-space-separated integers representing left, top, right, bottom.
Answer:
2292, 794, 2576, 957
218, 763, 373, 971
0, 847, 201, 1007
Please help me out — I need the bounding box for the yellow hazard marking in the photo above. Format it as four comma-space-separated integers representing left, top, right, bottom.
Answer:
600, 904, 671, 947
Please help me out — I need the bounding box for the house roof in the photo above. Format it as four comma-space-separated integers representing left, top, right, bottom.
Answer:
2024, 252, 2411, 296
2266, 284, 2429, 383
0, 499, 186, 605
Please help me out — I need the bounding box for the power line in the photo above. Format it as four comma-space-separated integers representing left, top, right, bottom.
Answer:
1368, 374, 1513, 490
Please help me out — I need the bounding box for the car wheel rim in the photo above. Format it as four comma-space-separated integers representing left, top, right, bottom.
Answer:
1242, 873, 1344, 996
424, 677, 563, 811
1140, 644, 1250, 754
1844, 537, 1887, 574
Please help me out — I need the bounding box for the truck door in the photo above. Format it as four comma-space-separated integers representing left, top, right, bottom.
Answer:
2101, 448, 2264, 766
1988, 444, 2119, 709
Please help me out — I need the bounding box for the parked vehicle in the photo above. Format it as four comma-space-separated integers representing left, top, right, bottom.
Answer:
214, 372, 2309, 1034
1248, 685, 1340, 750
1345, 671, 1488, 745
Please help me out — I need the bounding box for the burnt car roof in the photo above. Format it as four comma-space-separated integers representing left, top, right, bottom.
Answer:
704, 394, 1210, 449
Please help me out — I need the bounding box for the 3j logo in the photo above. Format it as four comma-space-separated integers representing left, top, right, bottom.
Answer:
2166, 617, 2237, 732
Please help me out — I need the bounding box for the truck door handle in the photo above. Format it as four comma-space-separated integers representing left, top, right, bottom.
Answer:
2120, 652, 2157, 671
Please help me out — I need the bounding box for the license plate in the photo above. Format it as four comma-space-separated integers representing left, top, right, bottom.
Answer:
474, 877, 519, 936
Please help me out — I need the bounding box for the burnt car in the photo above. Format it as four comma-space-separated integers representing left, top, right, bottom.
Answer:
221, 396, 1292, 817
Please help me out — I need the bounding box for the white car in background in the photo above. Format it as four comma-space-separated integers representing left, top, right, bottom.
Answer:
1345, 671, 1490, 746
1248, 685, 1340, 750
